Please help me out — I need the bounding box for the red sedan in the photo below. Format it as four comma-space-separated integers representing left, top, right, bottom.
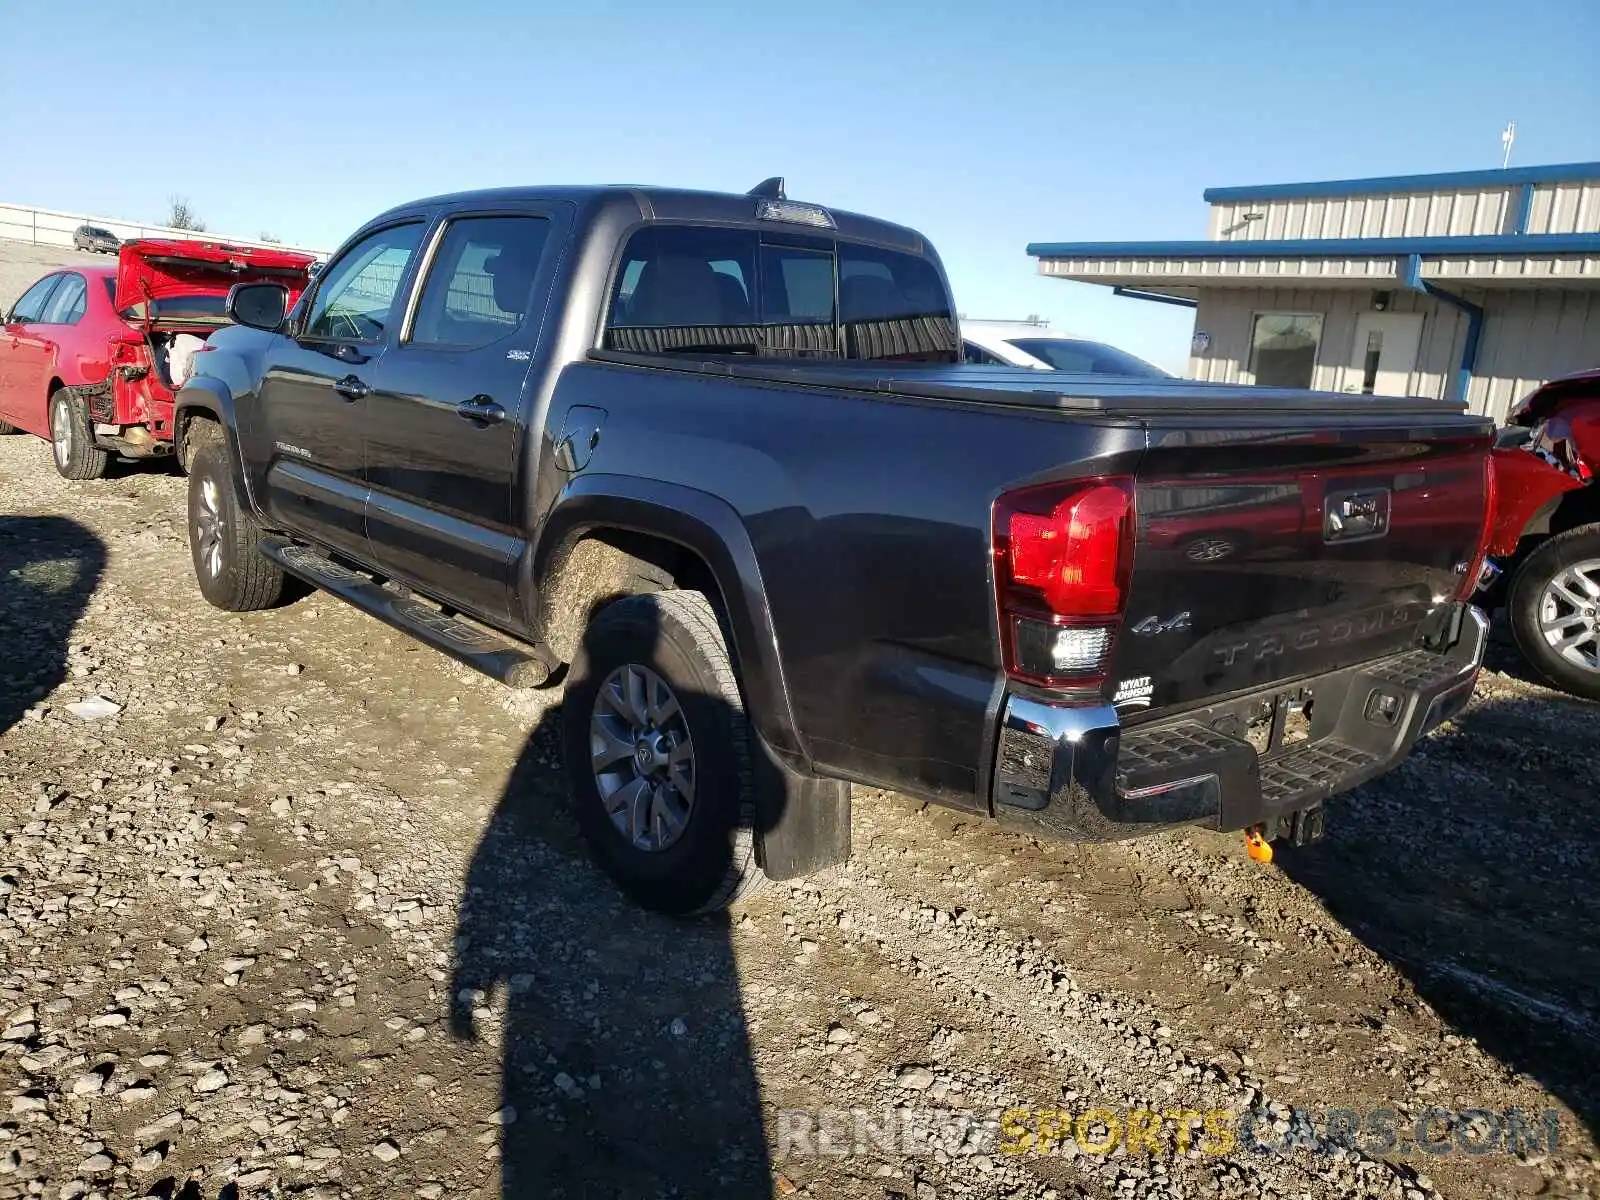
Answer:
0, 240, 314, 478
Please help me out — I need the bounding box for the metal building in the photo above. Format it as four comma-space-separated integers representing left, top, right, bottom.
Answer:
1028, 161, 1600, 420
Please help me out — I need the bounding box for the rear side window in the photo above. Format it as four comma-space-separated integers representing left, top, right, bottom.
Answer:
604, 225, 956, 362
409, 216, 552, 349
839, 244, 954, 360
40, 274, 88, 325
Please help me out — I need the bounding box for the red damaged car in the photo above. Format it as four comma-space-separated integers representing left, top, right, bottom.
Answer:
1483, 367, 1600, 698
0, 239, 314, 478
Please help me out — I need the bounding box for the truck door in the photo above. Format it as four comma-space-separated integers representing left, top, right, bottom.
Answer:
362, 207, 562, 624
250, 222, 427, 562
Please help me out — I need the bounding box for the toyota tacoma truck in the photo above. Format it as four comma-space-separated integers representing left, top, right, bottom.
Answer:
173, 179, 1495, 914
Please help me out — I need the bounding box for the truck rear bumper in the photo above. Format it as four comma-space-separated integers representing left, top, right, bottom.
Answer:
991, 605, 1488, 842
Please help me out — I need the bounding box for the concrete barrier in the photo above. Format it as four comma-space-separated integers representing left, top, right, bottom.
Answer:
0, 202, 329, 258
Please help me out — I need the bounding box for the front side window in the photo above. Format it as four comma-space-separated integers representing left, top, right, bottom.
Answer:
302, 223, 425, 342
1248, 313, 1323, 389
603, 224, 957, 362
409, 216, 552, 349
8, 275, 61, 324
40, 274, 88, 325
963, 341, 1006, 365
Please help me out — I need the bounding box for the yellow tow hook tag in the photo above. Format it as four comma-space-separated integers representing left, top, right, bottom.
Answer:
1245, 826, 1274, 864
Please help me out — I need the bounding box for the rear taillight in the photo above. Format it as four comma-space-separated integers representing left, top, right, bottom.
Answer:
1456, 453, 1498, 602
992, 477, 1135, 692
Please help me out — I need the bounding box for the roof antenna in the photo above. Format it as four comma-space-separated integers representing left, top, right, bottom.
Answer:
747, 177, 786, 200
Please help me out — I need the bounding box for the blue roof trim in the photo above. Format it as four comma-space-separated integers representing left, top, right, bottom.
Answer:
1026, 232, 1600, 260
1201, 161, 1600, 204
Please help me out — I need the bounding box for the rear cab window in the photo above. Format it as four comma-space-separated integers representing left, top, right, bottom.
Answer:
603, 224, 956, 363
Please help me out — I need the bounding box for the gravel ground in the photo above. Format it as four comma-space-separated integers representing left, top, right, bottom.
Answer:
0, 243, 107, 311
1, 248, 1598, 1197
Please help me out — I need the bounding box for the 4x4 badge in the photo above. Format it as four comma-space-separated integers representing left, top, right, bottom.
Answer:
1131, 611, 1191, 637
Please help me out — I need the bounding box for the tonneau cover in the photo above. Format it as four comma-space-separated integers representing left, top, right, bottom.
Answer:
588, 351, 1478, 420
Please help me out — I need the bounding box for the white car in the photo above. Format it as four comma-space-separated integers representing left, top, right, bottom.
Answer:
960, 323, 1170, 377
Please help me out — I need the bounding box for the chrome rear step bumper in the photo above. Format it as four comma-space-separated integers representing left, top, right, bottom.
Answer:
991, 606, 1488, 842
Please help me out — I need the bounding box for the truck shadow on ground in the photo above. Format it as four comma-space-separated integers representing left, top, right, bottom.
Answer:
1276, 692, 1600, 1142
0, 513, 106, 740
447, 611, 774, 1198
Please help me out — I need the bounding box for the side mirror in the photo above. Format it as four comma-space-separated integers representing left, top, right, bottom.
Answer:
227, 282, 288, 331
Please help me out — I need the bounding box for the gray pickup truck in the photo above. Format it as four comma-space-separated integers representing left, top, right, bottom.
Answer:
173, 179, 1494, 913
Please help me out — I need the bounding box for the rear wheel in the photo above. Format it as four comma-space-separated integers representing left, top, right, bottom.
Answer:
49, 388, 109, 480
1508, 524, 1600, 701
562, 590, 765, 915
187, 440, 287, 611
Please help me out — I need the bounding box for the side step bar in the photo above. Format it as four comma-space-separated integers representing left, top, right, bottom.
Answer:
259, 537, 555, 688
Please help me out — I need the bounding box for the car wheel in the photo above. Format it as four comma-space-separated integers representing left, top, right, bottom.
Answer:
0, 418, 16, 435
187, 439, 288, 611
1508, 523, 1600, 701
49, 388, 110, 480
562, 589, 766, 915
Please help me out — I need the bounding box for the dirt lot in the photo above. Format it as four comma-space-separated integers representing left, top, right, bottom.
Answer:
1, 242, 1598, 1197
0, 243, 107, 313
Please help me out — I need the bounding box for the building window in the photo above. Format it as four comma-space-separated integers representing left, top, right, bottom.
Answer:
1248, 312, 1323, 389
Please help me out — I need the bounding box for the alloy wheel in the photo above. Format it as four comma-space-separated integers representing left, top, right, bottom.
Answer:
194, 475, 226, 579
1537, 558, 1600, 673
51, 400, 71, 470
1184, 536, 1236, 563
589, 664, 696, 852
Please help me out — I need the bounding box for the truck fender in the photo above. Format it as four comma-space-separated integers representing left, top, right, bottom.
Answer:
173, 381, 257, 515
1487, 446, 1585, 556
531, 473, 807, 769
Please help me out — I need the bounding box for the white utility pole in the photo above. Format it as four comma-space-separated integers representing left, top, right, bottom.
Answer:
1501, 120, 1517, 169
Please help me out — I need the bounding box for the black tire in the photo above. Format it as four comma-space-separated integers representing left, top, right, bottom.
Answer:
48, 388, 109, 480
0, 418, 16, 435
562, 590, 766, 915
1508, 523, 1600, 701
187, 439, 287, 611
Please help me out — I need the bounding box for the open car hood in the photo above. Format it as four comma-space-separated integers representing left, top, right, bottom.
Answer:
116, 239, 316, 326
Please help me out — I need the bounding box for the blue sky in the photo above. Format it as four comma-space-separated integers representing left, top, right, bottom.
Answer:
4, 0, 1596, 370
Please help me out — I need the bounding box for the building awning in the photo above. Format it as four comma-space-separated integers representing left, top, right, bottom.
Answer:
1028, 232, 1600, 296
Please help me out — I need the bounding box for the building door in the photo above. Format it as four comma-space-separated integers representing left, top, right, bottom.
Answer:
1346, 312, 1423, 397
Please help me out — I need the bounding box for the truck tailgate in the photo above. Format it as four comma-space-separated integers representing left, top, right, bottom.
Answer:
1114, 418, 1492, 719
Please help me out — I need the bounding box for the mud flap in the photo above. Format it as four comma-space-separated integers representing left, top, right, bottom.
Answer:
752, 738, 850, 881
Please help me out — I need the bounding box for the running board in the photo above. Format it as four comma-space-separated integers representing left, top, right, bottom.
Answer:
259, 537, 554, 688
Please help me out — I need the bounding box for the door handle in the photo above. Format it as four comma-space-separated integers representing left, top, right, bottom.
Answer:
333, 374, 369, 401
456, 396, 506, 426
